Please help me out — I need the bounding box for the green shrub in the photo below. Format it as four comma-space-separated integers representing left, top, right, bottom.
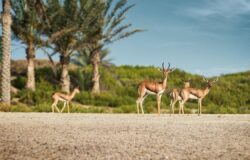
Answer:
0, 104, 11, 112
10, 103, 32, 112
119, 105, 135, 113
12, 76, 26, 89
33, 103, 52, 112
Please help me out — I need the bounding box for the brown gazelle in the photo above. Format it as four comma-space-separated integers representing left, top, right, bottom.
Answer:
51, 87, 80, 113
136, 62, 175, 115
179, 77, 218, 115
169, 80, 190, 115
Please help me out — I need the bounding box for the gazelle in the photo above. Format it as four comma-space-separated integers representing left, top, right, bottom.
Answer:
169, 80, 190, 115
51, 87, 80, 113
136, 62, 175, 115
179, 77, 218, 115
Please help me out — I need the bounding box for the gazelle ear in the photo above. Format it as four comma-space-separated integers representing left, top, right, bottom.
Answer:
157, 67, 162, 72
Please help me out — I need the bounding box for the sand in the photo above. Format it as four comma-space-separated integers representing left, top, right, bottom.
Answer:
0, 113, 249, 160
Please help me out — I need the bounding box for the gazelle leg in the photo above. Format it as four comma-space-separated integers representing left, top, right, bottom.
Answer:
180, 100, 187, 114
67, 102, 70, 113
136, 98, 141, 114
61, 102, 67, 113
53, 100, 60, 113
172, 100, 177, 114
140, 97, 145, 115
51, 100, 58, 113
182, 103, 185, 114
140, 101, 144, 114
170, 100, 173, 115
200, 100, 202, 115
179, 101, 182, 114
198, 99, 202, 116
55, 104, 60, 113
51, 104, 55, 113
140, 94, 148, 115
178, 101, 181, 114
156, 94, 162, 116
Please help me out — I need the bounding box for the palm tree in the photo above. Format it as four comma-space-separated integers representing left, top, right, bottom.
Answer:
71, 48, 113, 68
1, 0, 12, 104
11, 0, 44, 91
0, 36, 2, 61
43, 0, 101, 93
89, 0, 143, 94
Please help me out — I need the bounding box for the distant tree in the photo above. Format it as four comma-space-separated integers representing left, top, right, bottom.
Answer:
89, 0, 143, 94
11, 0, 44, 91
1, 0, 12, 104
71, 48, 113, 68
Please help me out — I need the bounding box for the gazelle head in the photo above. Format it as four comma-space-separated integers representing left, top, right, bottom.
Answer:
158, 62, 175, 77
74, 87, 80, 93
203, 77, 218, 88
183, 79, 191, 88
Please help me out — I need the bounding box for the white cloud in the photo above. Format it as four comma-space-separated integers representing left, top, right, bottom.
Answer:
193, 67, 250, 77
187, 0, 250, 18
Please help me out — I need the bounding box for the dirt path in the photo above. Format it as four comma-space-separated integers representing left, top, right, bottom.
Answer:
0, 113, 249, 160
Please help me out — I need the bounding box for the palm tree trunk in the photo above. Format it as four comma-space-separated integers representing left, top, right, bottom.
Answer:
60, 55, 70, 93
25, 42, 36, 91
1, 0, 12, 104
91, 51, 100, 94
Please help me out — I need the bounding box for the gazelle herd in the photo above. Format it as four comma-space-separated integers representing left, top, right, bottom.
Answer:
51, 62, 218, 116
137, 62, 218, 116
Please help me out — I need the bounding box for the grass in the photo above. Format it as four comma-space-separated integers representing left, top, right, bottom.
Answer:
2, 101, 249, 114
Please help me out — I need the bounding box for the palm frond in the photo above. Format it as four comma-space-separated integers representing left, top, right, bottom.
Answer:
105, 0, 127, 27
104, 0, 113, 16
105, 4, 135, 33
111, 29, 143, 42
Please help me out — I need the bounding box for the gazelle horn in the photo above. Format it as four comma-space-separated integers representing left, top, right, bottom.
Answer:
203, 76, 208, 82
213, 77, 219, 83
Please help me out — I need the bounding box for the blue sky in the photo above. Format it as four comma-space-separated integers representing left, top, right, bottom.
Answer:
1, 0, 250, 76
109, 0, 250, 76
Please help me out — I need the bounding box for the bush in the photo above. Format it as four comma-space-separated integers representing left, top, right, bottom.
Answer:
0, 104, 11, 112
10, 103, 32, 112
16, 78, 56, 105
33, 102, 52, 112
12, 76, 26, 89
0, 103, 32, 112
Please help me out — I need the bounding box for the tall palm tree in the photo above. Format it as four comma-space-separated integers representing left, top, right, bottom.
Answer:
1, 0, 12, 104
43, 0, 101, 93
89, 0, 143, 94
0, 36, 2, 61
11, 0, 44, 91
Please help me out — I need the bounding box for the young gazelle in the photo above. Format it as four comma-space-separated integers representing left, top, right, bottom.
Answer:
136, 62, 175, 115
179, 77, 218, 115
169, 80, 190, 115
51, 87, 80, 113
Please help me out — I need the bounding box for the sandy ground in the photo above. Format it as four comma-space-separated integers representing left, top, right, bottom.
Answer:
0, 113, 249, 160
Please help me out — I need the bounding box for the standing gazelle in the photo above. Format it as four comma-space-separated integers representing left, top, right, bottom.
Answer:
179, 77, 218, 115
51, 87, 80, 113
169, 80, 190, 115
136, 62, 175, 115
